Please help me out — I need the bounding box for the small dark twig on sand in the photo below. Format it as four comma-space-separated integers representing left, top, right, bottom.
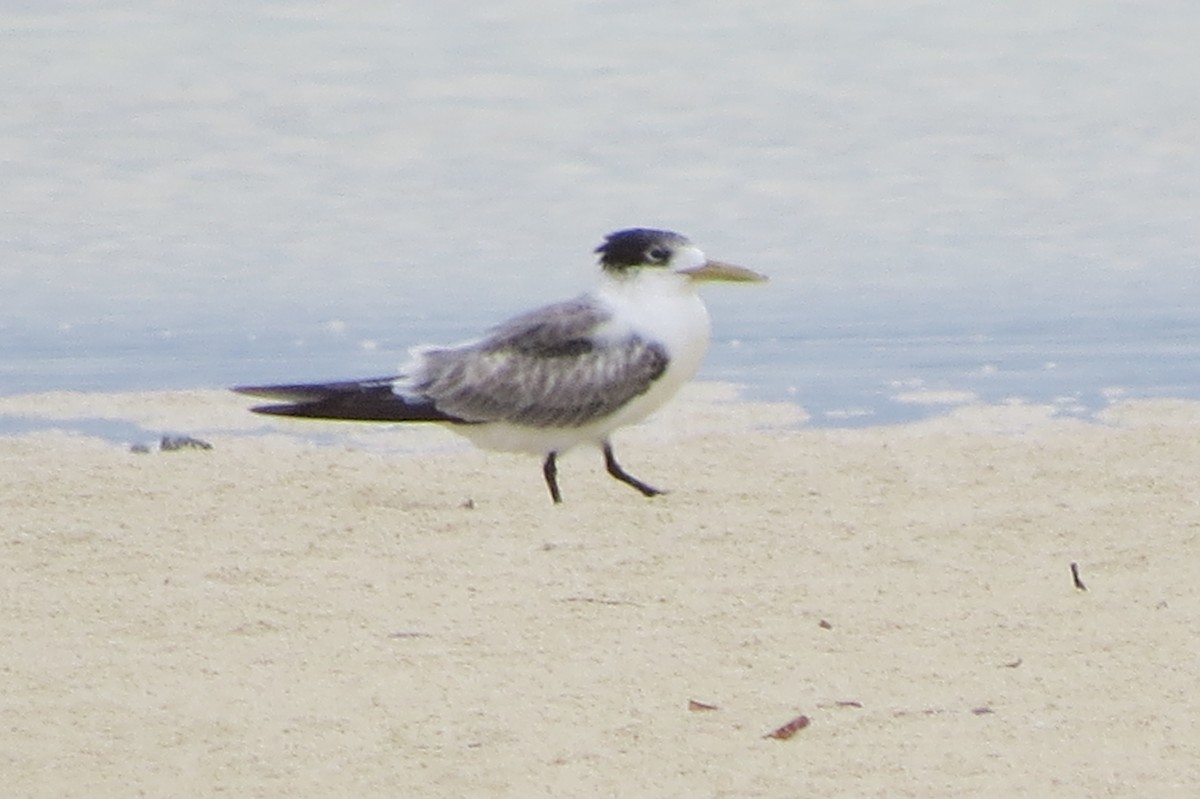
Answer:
1070, 562, 1087, 591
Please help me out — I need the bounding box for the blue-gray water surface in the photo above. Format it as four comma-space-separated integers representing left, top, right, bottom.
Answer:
3, 2, 1198, 427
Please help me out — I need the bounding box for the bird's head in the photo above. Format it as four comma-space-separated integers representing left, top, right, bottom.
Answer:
595, 228, 767, 284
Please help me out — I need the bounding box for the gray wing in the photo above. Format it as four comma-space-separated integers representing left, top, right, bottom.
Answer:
413, 297, 668, 428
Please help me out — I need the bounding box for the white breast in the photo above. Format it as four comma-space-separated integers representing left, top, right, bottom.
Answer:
588, 269, 712, 428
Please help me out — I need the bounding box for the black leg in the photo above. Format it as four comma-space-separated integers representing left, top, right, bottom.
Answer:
542, 452, 562, 504
602, 442, 663, 498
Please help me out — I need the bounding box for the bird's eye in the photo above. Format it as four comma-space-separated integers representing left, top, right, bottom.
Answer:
647, 246, 671, 263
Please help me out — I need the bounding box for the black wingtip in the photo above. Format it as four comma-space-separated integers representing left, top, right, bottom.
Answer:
232, 376, 460, 423
232, 376, 403, 402
245, 401, 325, 418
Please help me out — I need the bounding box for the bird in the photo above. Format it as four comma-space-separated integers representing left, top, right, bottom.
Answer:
234, 228, 767, 503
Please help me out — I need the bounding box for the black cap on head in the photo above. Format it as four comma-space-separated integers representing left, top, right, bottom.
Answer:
595, 228, 691, 271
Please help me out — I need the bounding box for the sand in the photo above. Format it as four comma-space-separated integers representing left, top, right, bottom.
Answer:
2, 386, 1198, 797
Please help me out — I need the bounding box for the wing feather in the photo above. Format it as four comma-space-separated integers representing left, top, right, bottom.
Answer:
414, 298, 668, 427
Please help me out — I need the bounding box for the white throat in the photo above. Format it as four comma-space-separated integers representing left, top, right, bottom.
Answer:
590, 267, 712, 421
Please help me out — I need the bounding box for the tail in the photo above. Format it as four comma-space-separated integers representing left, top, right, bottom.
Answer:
233, 376, 461, 423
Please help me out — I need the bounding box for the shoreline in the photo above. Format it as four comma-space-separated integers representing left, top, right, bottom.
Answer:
0, 381, 1192, 443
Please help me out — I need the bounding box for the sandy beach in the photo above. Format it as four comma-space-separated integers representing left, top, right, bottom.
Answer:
2, 386, 1198, 797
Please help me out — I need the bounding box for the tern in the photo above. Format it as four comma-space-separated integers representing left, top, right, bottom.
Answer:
234, 228, 767, 503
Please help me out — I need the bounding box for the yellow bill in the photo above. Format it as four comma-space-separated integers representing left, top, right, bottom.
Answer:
678, 260, 769, 283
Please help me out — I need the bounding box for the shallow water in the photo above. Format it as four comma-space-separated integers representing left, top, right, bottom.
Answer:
3, 2, 1198, 426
